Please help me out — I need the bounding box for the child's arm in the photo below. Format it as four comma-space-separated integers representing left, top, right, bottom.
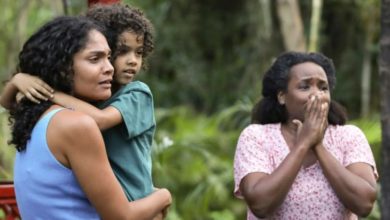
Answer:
0, 73, 121, 131
52, 92, 122, 131
0, 78, 18, 109
0, 73, 54, 109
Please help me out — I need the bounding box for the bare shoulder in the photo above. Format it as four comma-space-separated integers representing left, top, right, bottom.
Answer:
48, 108, 102, 144
46, 107, 105, 167
51, 109, 98, 131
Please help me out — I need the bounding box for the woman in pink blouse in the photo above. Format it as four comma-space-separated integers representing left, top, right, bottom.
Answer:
234, 51, 378, 220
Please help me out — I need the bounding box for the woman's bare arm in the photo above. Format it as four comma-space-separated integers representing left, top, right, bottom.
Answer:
48, 109, 171, 220
240, 145, 310, 218
314, 145, 377, 217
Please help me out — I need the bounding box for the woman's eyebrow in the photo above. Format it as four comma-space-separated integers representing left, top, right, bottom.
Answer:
300, 77, 327, 83
88, 50, 111, 56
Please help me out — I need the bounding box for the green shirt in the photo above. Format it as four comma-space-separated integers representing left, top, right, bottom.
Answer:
99, 81, 155, 201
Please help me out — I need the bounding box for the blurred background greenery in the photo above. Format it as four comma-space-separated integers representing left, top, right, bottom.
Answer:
0, 0, 382, 219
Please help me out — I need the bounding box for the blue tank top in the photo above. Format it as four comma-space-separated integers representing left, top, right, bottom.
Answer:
14, 108, 100, 219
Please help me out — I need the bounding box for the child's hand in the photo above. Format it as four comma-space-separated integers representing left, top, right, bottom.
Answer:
12, 73, 54, 103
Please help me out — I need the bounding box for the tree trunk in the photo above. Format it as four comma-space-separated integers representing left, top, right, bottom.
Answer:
361, 37, 372, 118
62, 0, 69, 15
276, 0, 306, 51
308, 0, 323, 52
259, 0, 272, 39
360, 1, 378, 118
379, 0, 390, 218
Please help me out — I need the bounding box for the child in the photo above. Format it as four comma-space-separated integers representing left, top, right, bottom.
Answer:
1, 3, 167, 210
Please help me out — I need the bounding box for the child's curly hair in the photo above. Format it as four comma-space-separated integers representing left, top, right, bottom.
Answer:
86, 3, 155, 68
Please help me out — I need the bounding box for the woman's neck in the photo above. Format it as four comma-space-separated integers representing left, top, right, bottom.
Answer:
111, 82, 124, 94
281, 120, 299, 136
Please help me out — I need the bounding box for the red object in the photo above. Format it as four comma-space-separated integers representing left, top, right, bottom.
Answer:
0, 181, 20, 220
88, 0, 121, 7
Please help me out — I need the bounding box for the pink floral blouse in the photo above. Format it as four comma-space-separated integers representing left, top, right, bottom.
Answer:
234, 123, 377, 220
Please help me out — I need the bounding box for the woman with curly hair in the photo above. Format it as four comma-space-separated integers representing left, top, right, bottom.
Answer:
233, 51, 378, 219
0, 16, 171, 219
1, 3, 170, 212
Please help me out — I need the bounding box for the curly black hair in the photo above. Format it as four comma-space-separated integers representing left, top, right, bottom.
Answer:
9, 16, 104, 151
86, 3, 155, 68
252, 51, 347, 125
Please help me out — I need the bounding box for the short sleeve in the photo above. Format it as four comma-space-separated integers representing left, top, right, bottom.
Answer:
341, 125, 378, 179
109, 83, 155, 139
234, 125, 272, 198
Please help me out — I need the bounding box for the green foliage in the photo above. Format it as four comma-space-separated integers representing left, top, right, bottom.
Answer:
126, 0, 275, 113
321, 1, 380, 118
350, 116, 381, 172
152, 106, 247, 219
0, 0, 65, 84
123, 0, 381, 118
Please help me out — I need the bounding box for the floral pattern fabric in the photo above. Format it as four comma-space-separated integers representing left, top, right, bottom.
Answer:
234, 123, 377, 220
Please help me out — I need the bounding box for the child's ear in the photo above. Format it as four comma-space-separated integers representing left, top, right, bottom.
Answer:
277, 91, 285, 105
